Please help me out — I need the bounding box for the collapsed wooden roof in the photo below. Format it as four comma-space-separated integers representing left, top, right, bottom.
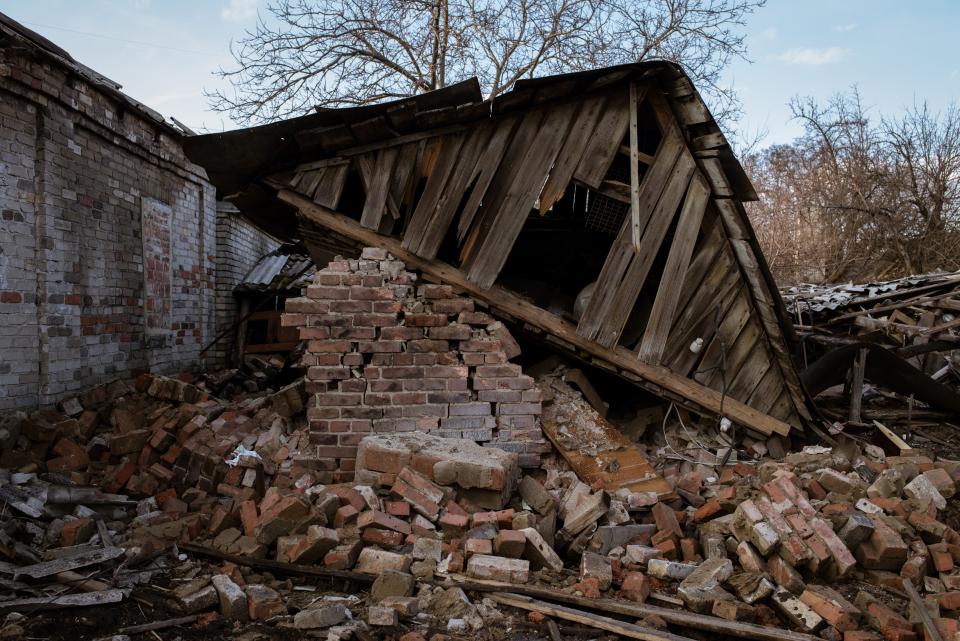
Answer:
185, 61, 815, 438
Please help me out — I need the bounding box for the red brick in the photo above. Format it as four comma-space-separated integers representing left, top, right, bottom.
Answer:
620, 572, 651, 603
693, 499, 723, 523
495, 529, 526, 558
357, 510, 412, 535
361, 527, 405, 549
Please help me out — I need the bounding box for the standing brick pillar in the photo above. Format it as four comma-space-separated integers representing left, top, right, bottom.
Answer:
281, 247, 545, 483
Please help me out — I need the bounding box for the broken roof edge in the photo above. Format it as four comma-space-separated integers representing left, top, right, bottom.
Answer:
182, 61, 756, 204
0, 11, 184, 138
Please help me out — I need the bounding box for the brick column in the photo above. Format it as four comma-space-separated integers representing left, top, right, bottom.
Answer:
281, 248, 546, 483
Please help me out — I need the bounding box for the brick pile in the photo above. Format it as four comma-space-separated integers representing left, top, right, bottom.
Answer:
281, 248, 547, 481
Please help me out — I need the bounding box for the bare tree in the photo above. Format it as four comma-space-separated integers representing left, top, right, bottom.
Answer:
207, 0, 765, 124
744, 89, 960, 284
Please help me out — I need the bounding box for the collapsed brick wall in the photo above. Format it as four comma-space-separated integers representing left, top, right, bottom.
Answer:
282, 248, 547, 482
0, 39, 276, 410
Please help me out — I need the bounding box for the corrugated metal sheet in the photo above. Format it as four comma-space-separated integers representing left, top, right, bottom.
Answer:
236, 245, 316, 294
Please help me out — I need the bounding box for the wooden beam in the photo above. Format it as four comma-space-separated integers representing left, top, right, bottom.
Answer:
490, 592, 695, 641
629, 81, 643, 251
276, 188, 792, 437
442, 580, 822, 641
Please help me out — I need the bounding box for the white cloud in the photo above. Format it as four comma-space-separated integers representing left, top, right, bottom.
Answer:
833, 23, 858, 33
776, 47, 850, 66
131, 0, 151, 8
221, 0, 258, 21
761, 27, 778, 40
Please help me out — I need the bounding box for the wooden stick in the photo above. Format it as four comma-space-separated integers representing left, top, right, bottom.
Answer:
901, 579, 944, 641
489, 592, 695, 641
849, 347, 867, 424
274, 187, 793, 437
180, 543, 374, 584
438, 577, 822, 641
119, 615, 198, 634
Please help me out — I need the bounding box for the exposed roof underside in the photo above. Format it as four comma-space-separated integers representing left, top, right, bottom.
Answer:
184, 62, 756, 239
184, 61, 813, 438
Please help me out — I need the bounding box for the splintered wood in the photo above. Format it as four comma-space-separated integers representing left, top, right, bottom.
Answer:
537, 372, 675, 497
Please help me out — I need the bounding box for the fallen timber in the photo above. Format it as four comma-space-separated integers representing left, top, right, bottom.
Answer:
277, 186, 792, 438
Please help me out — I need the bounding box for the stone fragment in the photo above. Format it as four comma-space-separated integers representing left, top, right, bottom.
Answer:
677, 558, 734, 613
466, 554, 529, 583
903, 475, 946, 510
519, 527, 563, 571
579, 552, 613, 591
771, 589, 825, 632
371, 570, 414, 602
647, 559, 697, 581
211, 574, 248, 621
294, 604, 349, 629
367, 606, 398, 626
355, 548, 412, 575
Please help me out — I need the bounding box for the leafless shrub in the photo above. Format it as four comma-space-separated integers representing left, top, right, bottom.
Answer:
745, 89, 960, 285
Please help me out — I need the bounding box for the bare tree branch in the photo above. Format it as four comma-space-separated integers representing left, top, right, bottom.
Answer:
205, 0, 764, 124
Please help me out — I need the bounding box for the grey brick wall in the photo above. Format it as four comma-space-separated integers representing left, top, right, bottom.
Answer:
0, 39, 275, 410
210, 202, 281, 365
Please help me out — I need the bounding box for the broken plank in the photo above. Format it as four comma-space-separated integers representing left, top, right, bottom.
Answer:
0, 589, 124, 614
457, 115, 520, 242
14, 546, 125, 579
359, 147, 399, 229
593, 150, 696, 347
412, 126, 492, 258
280, 188, 794, 437
576, 126, 685, 343
490, 593, 696, 641
464, 102, 578, 288
403, 132, 468, 254
539, 93, 608, 214
446, 579, 821, 641
573, 89, 633, 188
637, 172, 710, 363
312, 161, 349, 209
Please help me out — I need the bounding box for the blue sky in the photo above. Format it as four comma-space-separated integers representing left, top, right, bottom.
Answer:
4, 0, 958, 145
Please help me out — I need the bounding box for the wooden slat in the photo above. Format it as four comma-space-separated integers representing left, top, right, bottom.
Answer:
726, 338, 773, 402
693, 293, 752, 386
402, 133, 467, 250
412, 125, 494, 258
359, 146, 399, 229
576, 127, 685, 342
277, 188, 793, 436
664, 274, 741, 377
629, 81, 643, 250
590, 150, 696, 348
388, 142, 420, 214
746, 366, 782, 413
703, 313, 761, 390
463, 102, 579, 288
540, 392, 674, 498
573, 89, 632, 188
538, 93, 608, 214
457, 115, 522, 243
312, 162, 349, 209
637, 172, 710, 363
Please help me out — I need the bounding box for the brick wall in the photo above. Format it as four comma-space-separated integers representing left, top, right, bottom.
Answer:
0, 35, 273, 410
281, 248, 547, 483
210, 202, 281, 365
